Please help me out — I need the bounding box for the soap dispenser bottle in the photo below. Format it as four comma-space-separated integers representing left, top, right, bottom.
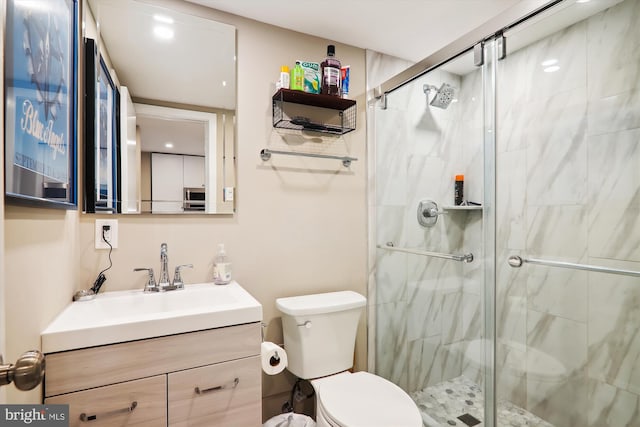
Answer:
213, 243, 232, 285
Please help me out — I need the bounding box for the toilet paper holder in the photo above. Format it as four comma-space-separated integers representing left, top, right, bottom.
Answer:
269, 352, 281, 366
260, 322, 283, 366
261, 323, 288, 375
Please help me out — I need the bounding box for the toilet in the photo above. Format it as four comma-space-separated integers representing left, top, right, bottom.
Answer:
276, 291, 422, 427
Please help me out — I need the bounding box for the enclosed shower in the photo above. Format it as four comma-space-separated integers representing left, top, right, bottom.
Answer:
368, 0, 640, 426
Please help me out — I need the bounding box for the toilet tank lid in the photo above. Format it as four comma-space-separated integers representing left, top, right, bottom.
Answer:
276, 291, 366, 316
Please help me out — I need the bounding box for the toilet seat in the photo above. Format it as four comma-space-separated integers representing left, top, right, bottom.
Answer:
312, 372, 422, 427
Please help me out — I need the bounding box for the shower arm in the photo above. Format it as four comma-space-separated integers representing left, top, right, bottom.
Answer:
423, 84, 438, 94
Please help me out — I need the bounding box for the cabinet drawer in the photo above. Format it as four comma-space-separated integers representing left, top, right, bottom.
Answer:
45, 375, 167, 427
45, 322, 261, 397
168, 356, 261, 426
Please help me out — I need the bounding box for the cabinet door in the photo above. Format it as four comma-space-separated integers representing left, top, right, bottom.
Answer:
45, 375, 167, 427
168, 356, 261, 426
182, 155, 205, 188
151, 152, 183, 212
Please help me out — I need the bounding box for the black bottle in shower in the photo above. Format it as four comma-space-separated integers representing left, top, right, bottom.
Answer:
455, 174, 464, 206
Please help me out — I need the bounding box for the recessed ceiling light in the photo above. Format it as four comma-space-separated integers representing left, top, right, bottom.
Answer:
576, 0, 590, 3
165, 143, 174, 148
153, 14, 174, 24
541, 59, 558, 67
222, 81, 227, 87
543, 65, 560, 73
153, 26, 174, 40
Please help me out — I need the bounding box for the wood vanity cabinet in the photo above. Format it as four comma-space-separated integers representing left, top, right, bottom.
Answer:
44, 322, 262, 427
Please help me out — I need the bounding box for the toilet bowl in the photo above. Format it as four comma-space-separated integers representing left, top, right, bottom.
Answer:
312, 371, 422, 427
276, 291, 422, 427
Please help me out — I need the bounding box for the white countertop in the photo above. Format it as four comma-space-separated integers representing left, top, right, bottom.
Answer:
41, 281, 262, 353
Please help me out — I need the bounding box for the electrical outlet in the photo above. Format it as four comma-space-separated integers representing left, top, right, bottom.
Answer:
95, 219, 118, 249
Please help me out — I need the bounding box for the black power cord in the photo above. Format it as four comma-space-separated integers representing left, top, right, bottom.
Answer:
91, 225, 113, 294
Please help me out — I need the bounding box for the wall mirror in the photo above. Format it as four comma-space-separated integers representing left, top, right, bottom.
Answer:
84, 0, 236, 214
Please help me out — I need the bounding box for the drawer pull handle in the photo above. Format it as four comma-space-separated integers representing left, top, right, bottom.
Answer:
80, 401, 137, 422
195, 377, 239, 395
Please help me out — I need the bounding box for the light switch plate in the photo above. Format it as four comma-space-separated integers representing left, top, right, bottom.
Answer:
95, 219, 118, 249
223, 187, 234, 201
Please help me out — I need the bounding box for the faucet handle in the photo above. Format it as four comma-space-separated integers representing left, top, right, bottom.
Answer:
134, 268, 158, 292
173, 264, 193, 289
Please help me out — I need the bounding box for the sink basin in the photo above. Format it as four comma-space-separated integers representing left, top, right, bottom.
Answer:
41, 281, 262, 353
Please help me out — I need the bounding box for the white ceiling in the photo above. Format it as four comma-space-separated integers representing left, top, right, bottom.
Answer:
187, 0, 524, 62
136, 115, 205, 156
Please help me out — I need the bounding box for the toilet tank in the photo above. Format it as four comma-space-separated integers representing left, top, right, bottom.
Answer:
276, 291, 366, 379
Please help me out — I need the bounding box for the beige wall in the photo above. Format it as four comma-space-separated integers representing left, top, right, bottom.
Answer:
3, 0, 368, 417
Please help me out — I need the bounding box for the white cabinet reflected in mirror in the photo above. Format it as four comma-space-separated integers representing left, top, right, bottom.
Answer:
84, 0, 236, 214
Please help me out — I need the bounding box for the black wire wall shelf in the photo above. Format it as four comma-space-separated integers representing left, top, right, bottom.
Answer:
272, 89, 356, 135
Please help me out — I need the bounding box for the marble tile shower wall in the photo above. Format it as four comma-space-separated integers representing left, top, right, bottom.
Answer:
495, 0, 640, 426
372, 1, 639, 426
374, 62, 485, 394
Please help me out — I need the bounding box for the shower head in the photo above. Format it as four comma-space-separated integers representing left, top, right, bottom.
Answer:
423, 83, 456, 109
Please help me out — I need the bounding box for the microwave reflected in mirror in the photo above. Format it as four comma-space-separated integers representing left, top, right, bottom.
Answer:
184, 187, 206, 212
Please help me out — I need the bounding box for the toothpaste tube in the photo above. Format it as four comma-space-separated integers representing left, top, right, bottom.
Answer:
341, 65, 350, 98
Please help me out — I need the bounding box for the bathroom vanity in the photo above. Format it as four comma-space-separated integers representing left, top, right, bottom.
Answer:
41, 282, 263, 426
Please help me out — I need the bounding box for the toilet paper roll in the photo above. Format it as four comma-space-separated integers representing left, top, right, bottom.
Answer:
261, 341, 287, 375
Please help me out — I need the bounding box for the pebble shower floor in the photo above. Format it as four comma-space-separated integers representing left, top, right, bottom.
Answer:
411, 376, 555, 427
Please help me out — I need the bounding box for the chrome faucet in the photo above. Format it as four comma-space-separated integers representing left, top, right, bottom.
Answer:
135, 243, 191, 292
158, 243, 172, 290
134, 267, 158, 292
173, 264, 193, 289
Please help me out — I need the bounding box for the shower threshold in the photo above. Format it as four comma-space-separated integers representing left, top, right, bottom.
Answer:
411, 376, 554, 427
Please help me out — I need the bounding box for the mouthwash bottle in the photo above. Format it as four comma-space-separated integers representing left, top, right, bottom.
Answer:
321, 45, 341, 96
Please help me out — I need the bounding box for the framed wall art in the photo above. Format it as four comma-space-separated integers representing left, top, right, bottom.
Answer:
4, 0, 79, 208
84, 37, 120, 213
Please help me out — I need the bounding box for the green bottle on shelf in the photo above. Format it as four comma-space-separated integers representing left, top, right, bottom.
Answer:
290, 61, 304, 91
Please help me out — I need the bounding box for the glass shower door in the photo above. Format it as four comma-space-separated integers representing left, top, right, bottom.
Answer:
494, 0, 639, 426
373, 47, 492, 426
